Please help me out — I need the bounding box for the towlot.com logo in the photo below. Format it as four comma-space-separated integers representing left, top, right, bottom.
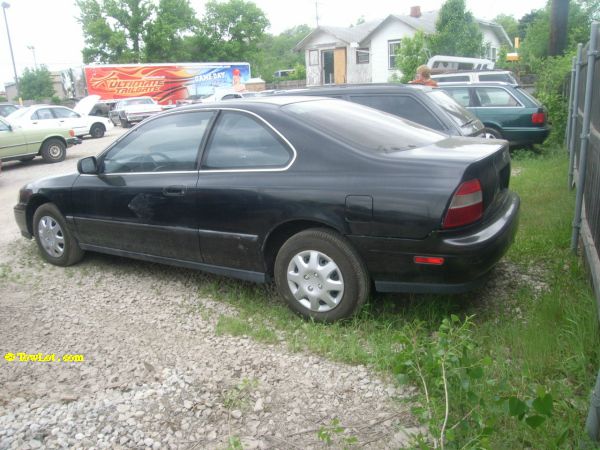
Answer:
4, 352, 84, 363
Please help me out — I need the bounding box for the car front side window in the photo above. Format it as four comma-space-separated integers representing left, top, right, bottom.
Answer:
101, 111, 215, 174
202, 111, 292, 170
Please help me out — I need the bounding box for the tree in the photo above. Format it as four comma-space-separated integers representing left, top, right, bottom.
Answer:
77, 0, 154, 63
254, 25, 311, 82
429, 0, 483, 57
394, 31, 430, 83
198, 0, 270, 64
493, 14, 519, 44
19, 66, 55, 101
144, 0, 198, 61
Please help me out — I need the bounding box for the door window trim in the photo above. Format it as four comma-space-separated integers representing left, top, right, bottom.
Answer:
94, 108, 297, 176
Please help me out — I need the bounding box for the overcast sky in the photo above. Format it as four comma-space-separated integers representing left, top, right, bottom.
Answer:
0, 0, 548, 87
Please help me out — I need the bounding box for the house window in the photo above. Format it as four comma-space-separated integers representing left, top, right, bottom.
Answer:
388, 40, 401, 69
356, 48, 369, 64
309, 50, 319, 66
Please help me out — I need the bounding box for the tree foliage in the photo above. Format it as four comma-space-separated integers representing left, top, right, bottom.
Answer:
394, 31, 430, 83
19, 66, 55, 101
494, 14, 519, 44
429, 0, 483, 57
198, 0, 270, 64
254, 25, 311, 82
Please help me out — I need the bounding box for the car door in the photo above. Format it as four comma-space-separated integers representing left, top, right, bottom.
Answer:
195, 109, 295, 274
0, 118, 28, 158
51, 107, 88, 136
28, 107, 61, 129
70, 110, 216, 262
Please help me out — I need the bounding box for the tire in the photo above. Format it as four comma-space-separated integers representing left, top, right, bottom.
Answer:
33, 203, 84, 267
481, 127, 503, 139
90, 123, 105, 138
19, 156, 35, 162
120, 117, 131, 128
40, 138, 66, 163
274, 228, 370, 322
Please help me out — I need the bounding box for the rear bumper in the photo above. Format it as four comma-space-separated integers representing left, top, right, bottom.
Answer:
349, 191, 520, 294
504, 127, 551, 145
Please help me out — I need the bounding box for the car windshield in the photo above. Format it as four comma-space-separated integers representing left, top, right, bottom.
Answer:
125, 98, 154, 105
426, 90, 478, 127
283, 99, 445, 154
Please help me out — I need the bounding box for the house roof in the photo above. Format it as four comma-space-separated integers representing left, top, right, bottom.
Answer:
295, 10, 512, 51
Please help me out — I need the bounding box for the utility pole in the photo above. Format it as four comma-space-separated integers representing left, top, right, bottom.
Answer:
1, 2, 19, 99
549, 0, 570, 56
315, 0, 319, 27
27, 45, 37, 69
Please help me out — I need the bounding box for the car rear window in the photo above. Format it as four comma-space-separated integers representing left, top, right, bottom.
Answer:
478, 73, 517, 83
426, 90, 477, 127
515, 87, 542, 107
283, 99, 445, 154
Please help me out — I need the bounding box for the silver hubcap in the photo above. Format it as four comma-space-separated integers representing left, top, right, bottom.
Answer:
287, 250, 344, 312
48, 145, 62, 158
38, 216, 65, 257
483, 132, 497, 139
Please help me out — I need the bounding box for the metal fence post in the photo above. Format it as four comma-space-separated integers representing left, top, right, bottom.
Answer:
587, 370, 600, 442
568, 44, 584, 188
571, 22, 599, 253
566, 55, 576, 150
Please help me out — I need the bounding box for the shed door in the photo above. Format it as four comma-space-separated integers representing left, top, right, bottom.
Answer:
334, 48, 346, 84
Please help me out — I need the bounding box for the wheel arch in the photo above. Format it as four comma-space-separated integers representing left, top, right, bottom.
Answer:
26, 195, 52, 236
262, 219, 342, 277
40, 135, 67, 153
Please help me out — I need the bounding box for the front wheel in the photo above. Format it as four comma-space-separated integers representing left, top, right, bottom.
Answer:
33, 203, 84, 266
481, 127, 503, 139
274, 228, 370, 322
40, 138, 66, 163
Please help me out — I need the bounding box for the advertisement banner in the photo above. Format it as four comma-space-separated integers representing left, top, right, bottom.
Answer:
84, 63, 251, 105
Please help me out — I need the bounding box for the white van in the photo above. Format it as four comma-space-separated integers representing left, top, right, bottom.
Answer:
431, 70, 518, 85
427, 55, 495, 71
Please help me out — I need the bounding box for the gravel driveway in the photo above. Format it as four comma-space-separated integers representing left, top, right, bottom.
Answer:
0, 130, 417, 449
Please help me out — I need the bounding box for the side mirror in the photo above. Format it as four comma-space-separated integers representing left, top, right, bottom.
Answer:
77, 156, 98, 175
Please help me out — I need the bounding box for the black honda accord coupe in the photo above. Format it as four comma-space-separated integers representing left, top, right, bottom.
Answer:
14, 97, 520, 322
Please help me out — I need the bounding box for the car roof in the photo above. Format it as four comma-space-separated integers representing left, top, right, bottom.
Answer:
274, 84, 433, 94
175, 96, 335, 112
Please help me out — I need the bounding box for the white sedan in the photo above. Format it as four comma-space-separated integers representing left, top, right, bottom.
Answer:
6, 95, 113, 139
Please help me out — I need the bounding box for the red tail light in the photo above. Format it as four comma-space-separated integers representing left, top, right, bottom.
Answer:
69, 129, 75, 137
531, 111, 545, 125
442, 179, 483, 229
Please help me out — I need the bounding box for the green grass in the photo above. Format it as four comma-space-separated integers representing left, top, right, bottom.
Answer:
192, 145, 600, 448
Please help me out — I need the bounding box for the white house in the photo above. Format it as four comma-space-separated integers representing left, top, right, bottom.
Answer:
295, 6, 512, 86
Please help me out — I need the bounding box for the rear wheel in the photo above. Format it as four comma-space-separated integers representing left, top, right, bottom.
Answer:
274, 228, 370, 322
33, 203, 84, 266
40, 138, 66, 163
482, 127, 503, 139
90, 123, 106, 138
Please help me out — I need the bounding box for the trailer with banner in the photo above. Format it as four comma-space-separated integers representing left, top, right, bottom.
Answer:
83, 62, 251, 105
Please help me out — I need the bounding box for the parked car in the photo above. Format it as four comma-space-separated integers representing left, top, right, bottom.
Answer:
0, 117, 79, 164
5, 96, 114, 139
431, 70, 518, 85
440, 82, 551, 145
109, 97, 162, 128
270, 84, 485, 137
0, 103, 19, 117
14, 97, 519, 322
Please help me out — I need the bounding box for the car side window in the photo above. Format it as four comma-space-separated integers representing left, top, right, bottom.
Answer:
435, 75, 470, 82
475, 88, 520, 107
52, 108, 80, 119
443, 88, 471, 107
349, 94, 444, 131
101, 111, 215, 174
203, 111, 292, 169
32, 108, 55, 120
